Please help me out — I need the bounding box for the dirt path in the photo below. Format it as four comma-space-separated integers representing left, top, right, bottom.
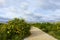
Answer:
24, 27, 57, 40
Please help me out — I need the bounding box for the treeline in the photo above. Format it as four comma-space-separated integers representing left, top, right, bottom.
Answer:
31, 22, 60, 40
0, 18, 31, 40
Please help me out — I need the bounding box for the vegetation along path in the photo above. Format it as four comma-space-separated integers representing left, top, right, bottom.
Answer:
24, 27, 57, 40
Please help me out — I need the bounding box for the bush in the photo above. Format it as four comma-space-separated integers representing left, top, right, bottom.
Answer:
32, 22, 60, 40
0, 18, 31, 40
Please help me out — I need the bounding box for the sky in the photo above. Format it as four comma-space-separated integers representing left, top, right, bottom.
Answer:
0, 0, 60, 22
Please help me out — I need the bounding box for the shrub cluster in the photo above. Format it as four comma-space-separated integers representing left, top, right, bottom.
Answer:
32, 22, 60, 40
0, 18, 31, 40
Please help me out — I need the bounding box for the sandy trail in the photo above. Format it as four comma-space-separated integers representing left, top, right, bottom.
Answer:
24, 27, 57, 40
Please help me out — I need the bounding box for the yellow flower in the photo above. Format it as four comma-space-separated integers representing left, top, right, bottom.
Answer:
7, 31, 10, 33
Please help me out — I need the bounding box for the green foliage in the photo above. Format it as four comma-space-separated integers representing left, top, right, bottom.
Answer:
0, 18, 31, 40
32, 22, 60, 40
1, 18, 60, 40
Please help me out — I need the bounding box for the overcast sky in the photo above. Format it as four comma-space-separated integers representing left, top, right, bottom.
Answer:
0, 0, 60, 22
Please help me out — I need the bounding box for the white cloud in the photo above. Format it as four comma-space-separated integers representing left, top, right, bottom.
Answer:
20, 2, 29, 9
1, 0, 60, 22
0, 0, 5, 3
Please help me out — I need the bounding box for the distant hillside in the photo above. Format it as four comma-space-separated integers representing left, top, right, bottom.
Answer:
0, 17, 10, 23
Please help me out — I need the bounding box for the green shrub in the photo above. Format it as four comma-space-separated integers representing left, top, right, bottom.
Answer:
0, 18, 31, 40
32, 22, 60, 40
